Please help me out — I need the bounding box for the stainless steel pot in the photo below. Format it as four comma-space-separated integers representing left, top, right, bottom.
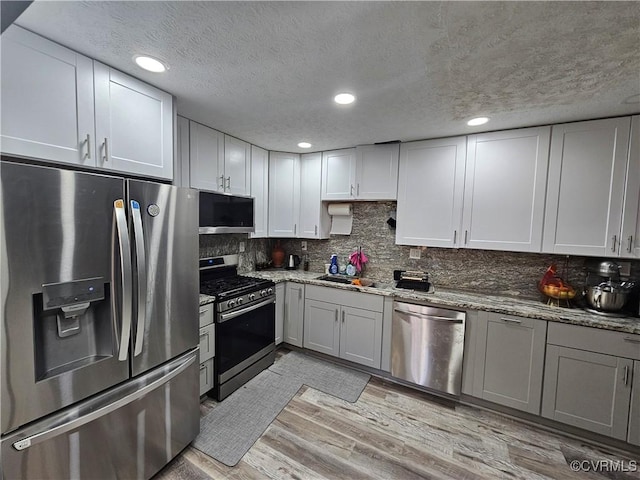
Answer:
584, 284, 629, 312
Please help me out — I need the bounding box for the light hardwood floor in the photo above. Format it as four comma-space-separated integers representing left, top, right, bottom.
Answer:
155, 351, 640, 480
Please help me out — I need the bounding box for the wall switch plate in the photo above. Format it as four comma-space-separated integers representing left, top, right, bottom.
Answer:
409, 248, 421, 260
239, 242, 245, 253
301, 241, 308, 251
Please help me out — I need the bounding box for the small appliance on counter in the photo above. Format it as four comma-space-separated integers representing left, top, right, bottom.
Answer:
583, 260, 637, 317
286, 254, 301, 270
393, 270, 434, 292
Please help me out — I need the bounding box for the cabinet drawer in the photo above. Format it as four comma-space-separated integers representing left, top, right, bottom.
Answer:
547, 323, 640, 360
199, 323, 215, 363
199, 357, 214, 397
199, 303, 214, 328
306, 284, 384, 312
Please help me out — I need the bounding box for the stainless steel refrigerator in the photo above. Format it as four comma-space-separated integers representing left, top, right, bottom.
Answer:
0, 161, 199, 479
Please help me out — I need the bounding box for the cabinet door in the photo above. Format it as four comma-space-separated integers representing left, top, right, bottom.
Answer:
303, 299, 340, 357
542, 345, 632, 440
339, 306, 382, 369
250, 145, 269, 238
396, 137, 466, 247
621, 115, 640, 258
94, 63, 173, 180
284, 283, 305, 347
463, 127, 550, 252
224, 135, 251, 195
543, 117, 631, 256
321, 149, 357, 200
355, 144, 399, 200
473, 313, 546, 414
299, 152, 330, 239
268, 152, 300, 237
275, 283, 285, 345
628, 360, 640, 446
1, 26, 95, 166
189, 122, 224, 192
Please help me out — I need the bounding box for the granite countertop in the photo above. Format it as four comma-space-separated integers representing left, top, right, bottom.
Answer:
243, 270, 640, 335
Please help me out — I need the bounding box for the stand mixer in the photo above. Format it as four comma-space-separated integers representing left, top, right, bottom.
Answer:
583, 260, 635, 316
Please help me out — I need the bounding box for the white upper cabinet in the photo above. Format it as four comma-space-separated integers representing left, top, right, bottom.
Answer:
250, 145, 269, 238
462, 127, 550, 252
299, 152, 330, 239
321, 148, 357, 200
355, 144, 400, 200
621, 115, 640, 258
396, 137, 466, 247
1, 26, 95, 167
543, 117, 632, 256
94, 63, 173, 180
268, 152, 300, 237
189, 121, 224, 192
174, 115, 190, 187
223, 135, 251, 196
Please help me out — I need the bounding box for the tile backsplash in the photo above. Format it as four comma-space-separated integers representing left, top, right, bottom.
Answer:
274, 202, 639, 300
199, 234, 271, 273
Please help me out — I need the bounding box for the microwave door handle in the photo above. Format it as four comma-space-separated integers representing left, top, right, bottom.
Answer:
113, 200, 133, 361
130, 200, 147, 357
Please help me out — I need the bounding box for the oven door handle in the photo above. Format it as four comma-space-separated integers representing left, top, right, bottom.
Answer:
219, 297, 275, 323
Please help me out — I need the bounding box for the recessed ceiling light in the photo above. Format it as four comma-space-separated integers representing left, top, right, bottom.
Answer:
467, 117, 490, 126
334, 93, 356, 105
298, 142, 312, 149
133, 55, 168, 73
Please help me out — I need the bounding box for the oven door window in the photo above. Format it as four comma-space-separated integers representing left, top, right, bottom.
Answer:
216, 302, 275, 374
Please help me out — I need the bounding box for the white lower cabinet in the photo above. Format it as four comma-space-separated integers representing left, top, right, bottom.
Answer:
284, 283, 305, 347
467, 312, 547, 415
541, 323, 639, 441
275, 283, 285, 345
629, 360, 640, 445
198, 303, 215, 397
303, 285, 383, 369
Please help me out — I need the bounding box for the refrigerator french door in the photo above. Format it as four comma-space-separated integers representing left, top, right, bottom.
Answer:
1, 161, 199, 479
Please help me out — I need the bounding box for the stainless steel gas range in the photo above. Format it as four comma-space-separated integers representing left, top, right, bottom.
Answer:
199, 256, 276, 400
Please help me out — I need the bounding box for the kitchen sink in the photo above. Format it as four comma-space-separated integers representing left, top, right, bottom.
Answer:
315, 274, 355, 284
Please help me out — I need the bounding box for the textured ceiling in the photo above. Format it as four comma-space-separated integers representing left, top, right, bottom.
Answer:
13, 1, 640, 153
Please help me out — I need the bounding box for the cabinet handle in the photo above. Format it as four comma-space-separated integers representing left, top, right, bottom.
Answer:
341, 310, 345, 323
611, 235, 617, 253
335, 310, 338, 323
623, 336, 640, 344
350, 184, 354, 196
85, 134, 91, 160
453, 230, 457, 245
226, 176, 231, 190
501, 317, 522, 325
103, 138, 109, 162
200, 364, 206, 371
357, 183, 360, 196
294, 224, 297, 235
628, 236, 634, 253
314, 225, 318, 236
464, 230, 468, 245
624, 365, 630, 386
298, 288, 302, 300
219, 175, 225, 190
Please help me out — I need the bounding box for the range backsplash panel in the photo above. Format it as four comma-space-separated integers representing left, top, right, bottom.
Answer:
199, 234, 271, 273
275, 202, 640, 300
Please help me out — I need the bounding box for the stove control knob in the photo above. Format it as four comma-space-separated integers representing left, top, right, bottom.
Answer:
267, 288, 274, 295
227, 300, 235, 308
236, 297, 243, 305
260, 289, 267, 297
248, 293, 256, 301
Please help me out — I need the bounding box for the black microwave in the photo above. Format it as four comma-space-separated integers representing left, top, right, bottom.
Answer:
199, 191, 254, 234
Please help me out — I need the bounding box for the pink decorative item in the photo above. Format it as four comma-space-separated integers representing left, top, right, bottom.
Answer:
349, 247, 369, 273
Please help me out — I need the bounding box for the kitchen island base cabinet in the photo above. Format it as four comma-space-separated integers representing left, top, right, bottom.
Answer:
284, 283, 305, 347
303, 285, 383, 369
469, 312, 546, 415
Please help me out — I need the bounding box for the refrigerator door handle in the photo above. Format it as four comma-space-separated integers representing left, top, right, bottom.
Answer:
113, 199, 133, 361
130, 200, 147, 357
11, 351, 197, 452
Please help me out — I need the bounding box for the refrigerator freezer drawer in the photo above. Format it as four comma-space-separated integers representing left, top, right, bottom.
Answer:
1, 350, 199, 480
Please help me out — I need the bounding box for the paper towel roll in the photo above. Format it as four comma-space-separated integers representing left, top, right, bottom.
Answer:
328, 203, 353, 235
327, 203, 352, 216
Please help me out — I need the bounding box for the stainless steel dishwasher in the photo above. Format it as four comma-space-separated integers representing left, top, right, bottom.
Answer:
391, 301, 466, 396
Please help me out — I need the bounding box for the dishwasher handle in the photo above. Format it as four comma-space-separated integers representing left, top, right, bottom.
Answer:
393, 308, 464, 324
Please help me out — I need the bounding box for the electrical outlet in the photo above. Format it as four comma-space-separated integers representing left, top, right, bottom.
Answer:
409, 248, 421, 260
301, 241, 307, 251
239, 241, 245, 253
